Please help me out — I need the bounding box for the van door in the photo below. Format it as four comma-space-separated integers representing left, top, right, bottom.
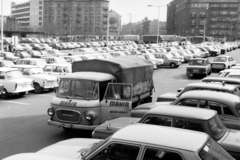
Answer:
100, 83, 133, 123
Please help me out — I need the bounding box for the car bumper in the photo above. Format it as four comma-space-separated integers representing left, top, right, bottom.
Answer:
47, 119, 98, 130
12, 86, 34, 93
43, 84, 58, 89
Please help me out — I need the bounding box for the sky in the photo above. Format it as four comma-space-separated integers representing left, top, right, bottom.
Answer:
1, 0, 172, 24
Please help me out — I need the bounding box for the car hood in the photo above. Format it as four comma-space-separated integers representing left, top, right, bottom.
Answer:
31, 74, 57, 80
3, 153, 76, 160
158, 92, 178, 101
219, 129, 240, 153
9, 77, 33, 84
37, 138, 102, 159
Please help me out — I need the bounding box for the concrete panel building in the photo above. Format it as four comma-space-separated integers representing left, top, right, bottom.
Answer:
11, 0, 43, 30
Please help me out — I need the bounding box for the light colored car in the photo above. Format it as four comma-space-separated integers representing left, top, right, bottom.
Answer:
0, 67, 34, 98
45, 49, 67, 56
12, 65, 58, 93
0, 51, 20, 63
0, 60, 15, 67
211, 55, 236, 71
3, 124, 234, 160
186, 58, 211, 78
41, 56, 68, 64
43, 63, 72, 78
218, 69, 240, 77
157, 82, 240, 102
61, 55, 83, 63
202, 76, 240, 86
16, 58, 47, 69
153, 52, 181, 68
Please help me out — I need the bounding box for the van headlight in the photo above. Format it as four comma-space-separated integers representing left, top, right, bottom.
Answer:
47, 108, 55, 116
85, 111, 97, 121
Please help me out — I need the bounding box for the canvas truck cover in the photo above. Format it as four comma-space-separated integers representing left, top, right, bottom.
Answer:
72, 56, 154, 96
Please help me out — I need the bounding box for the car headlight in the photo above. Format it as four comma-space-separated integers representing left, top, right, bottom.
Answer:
47, 108, 55, 116
85, 111, 97, 121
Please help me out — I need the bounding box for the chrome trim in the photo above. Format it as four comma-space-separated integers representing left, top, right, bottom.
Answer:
56, 109, 81, 123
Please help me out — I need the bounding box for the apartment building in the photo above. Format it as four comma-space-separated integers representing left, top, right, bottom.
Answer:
11, 0, 43, 29
43, 0, 117, 36
167, 0, 240, 40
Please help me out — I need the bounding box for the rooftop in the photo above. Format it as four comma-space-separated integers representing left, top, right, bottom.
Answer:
62, 72, 115, 81
112, 124, 209, 152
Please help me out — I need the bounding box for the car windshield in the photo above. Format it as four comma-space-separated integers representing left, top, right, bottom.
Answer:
208, 115, 227, 140
189, 60, 206, 66
57, 79, 99, 100
6, 70, 23, 79
199, 138, 234, 160
213, 57, 227, 62
29, 68, 44, 75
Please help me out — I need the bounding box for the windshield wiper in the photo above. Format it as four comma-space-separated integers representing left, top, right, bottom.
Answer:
59, 92, 70, 99
73, 94, 89, 101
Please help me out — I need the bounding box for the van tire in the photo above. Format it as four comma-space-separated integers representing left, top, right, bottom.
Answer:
170, 63, 177, 68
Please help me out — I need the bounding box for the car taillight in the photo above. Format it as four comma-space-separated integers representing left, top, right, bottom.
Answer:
15, 83, 17, 90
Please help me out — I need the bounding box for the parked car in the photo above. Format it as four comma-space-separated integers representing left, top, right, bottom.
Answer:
28, 50, 47, 58
204, 46, 220, 56
41, 56, 68, 64
0, 60, 15, 67
16, 58, 47, 69
13, 51, 31, 59
3, 123, 234, 160
43, 63, 72, 78
45, 49, 67, 56
211, 55, 236, 71
12, 65, 58, 93
219, 69, 240, 77
0, 51, 20, 63
157, 82, 240, 102
93, 105, 240, 159
0, 67, 34, 98
202, 76, 240, 86
153, 52, 181, 68
61, 55, 83, 63
186, 58, 211, 78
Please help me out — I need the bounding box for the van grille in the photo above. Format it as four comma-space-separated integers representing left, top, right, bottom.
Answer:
56, 110, 81, 123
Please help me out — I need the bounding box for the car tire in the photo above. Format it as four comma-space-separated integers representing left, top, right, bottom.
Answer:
19, 92, 26, 96
1, 88, 9, 99
34, 83, 43, 94
170, 63, 177, 68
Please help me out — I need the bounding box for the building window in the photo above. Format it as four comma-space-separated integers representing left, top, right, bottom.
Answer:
39, 6, 42, 10
39, 11, 42, 15
39, 17, 42, 21
39, 22, 42, 26
39, 1, 42, 4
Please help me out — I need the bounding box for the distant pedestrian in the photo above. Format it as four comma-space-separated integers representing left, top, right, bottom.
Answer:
8, 43, 13, 52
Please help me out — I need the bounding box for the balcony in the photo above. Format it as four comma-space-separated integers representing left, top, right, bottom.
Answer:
199, 23, 204, 26
103, 6, 108, 10
103, 19, 108, 23
191, 14, 196, 18
190, 22, 196, 25
103, 13, 108, 17
200, 14, 206, 18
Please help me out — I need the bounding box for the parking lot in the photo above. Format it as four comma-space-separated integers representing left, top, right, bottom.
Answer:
0, 48, 239, 159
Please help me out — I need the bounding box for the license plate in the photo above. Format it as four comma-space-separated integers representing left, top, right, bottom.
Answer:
193, 69, 199, 73
213, 64, 224, 69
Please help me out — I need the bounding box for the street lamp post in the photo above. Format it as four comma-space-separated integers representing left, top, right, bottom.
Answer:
1, 0, 3, 51
148, 5, 165, 44
129, 13, 131, 34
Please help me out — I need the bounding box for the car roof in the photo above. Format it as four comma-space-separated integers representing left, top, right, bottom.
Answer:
186, 82, 237, 90
45, 63, 71, 67
179, 90, 240, 104
13, 65, 39, 68
62, 72, 115, 81
112, 123, 209, 152
202, 76, 240, 83
147, 104, 216, 120
216, 55, 232, 58
0, 67, 18, 72
18, 58, 46, 61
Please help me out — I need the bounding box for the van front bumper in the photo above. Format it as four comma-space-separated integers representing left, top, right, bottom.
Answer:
48, 119, 98, 130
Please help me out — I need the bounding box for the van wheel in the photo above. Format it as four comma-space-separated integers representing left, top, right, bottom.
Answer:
170, 63, 177, 68
34, 83, 43, 94
1, 89, 9, 99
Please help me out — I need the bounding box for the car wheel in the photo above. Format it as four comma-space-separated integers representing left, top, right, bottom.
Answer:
19, 92, 26, 96
1, 88, 9, 99
34, 83, 43, 94
170, 63, 177, 68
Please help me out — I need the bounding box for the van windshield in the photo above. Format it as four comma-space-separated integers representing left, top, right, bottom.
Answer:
57, 79, 99, 100
199, 138, 234, 160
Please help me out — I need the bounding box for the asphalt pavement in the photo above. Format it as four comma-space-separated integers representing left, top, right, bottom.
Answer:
0, 49, 240, 159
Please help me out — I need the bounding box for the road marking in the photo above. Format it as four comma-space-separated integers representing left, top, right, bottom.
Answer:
2, 101, 30, 105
